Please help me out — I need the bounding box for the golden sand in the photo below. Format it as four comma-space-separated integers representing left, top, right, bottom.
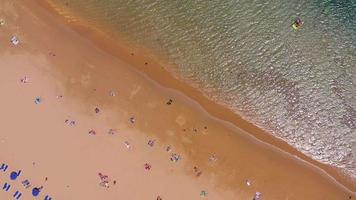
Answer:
0, 0, 354, 199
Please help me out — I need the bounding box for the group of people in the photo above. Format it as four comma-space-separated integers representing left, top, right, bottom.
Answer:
1, 9, 278, 199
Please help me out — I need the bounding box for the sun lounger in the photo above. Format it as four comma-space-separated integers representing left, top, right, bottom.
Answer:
0, 163, 8, 172
2, 182, 11, 191
13, 191, 22, 199
44, 195, 52, 200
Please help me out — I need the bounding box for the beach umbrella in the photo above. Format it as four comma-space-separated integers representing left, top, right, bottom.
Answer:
10, 170, 21, 180
32, 187, 42, 197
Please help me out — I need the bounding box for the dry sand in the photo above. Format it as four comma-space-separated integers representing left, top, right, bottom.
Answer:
0, 0, 354, 200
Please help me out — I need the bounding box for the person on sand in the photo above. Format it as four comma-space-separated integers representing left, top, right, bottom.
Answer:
170, 153, 181, 162
109, 90, 116, 97
20, 76, 29, 83
65, 119, 76, 127
11, 36, 19, 45
166, 145, 172, 152
49, 51, 56, 57
246, 179, 252, 186
193, 166, 202, 177
0, 19, 5, 26
166, 99, 173, 105
148, 139, 155, 147
130, 117, 135, 123
88, 129, 96, 135
98, 173, 110, 188
200, 190, 207, 197
253, 192, 262, 200
208, 154, 218, 164
124, 141, 132, 150
108, 129, 117, 135
95, 107, 100, 114
144, 163, 151, 170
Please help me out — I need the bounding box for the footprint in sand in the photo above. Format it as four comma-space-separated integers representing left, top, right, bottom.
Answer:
69, 77, 76, 84
80, 72, 91, 87
175, 115, 186, 127
166, 130, 175, 136
182, 136, 193, 144
129, 85, 142, 99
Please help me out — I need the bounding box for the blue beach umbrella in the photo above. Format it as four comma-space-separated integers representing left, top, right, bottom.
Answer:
32, 187, 41, 197
10, 170, 21, 180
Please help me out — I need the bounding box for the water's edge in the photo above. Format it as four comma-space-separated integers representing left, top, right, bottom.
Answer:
41, 0, 356, 191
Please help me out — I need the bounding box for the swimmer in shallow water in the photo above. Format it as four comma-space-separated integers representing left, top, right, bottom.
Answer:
292, 17, 304, 30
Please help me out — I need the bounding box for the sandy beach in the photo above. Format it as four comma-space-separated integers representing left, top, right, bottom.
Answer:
0, 0, 355, 200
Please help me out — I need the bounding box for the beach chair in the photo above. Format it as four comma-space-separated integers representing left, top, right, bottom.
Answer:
10, 170, 21, 181
2, 182, 11, 191
0, 163, 8, 172
13, 191, 22, 199
44, 195, 52, 200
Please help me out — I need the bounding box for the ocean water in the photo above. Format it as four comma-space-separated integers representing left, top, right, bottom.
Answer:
52, 0, 356, 178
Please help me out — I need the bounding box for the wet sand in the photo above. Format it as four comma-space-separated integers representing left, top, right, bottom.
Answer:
0, 0, 354, 200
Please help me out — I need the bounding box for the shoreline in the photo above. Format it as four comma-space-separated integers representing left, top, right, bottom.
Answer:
0, 0, 354, 199
39, 0, 356, 191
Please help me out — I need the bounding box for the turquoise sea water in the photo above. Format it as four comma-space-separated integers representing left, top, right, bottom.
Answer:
53, 0, 356, 179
